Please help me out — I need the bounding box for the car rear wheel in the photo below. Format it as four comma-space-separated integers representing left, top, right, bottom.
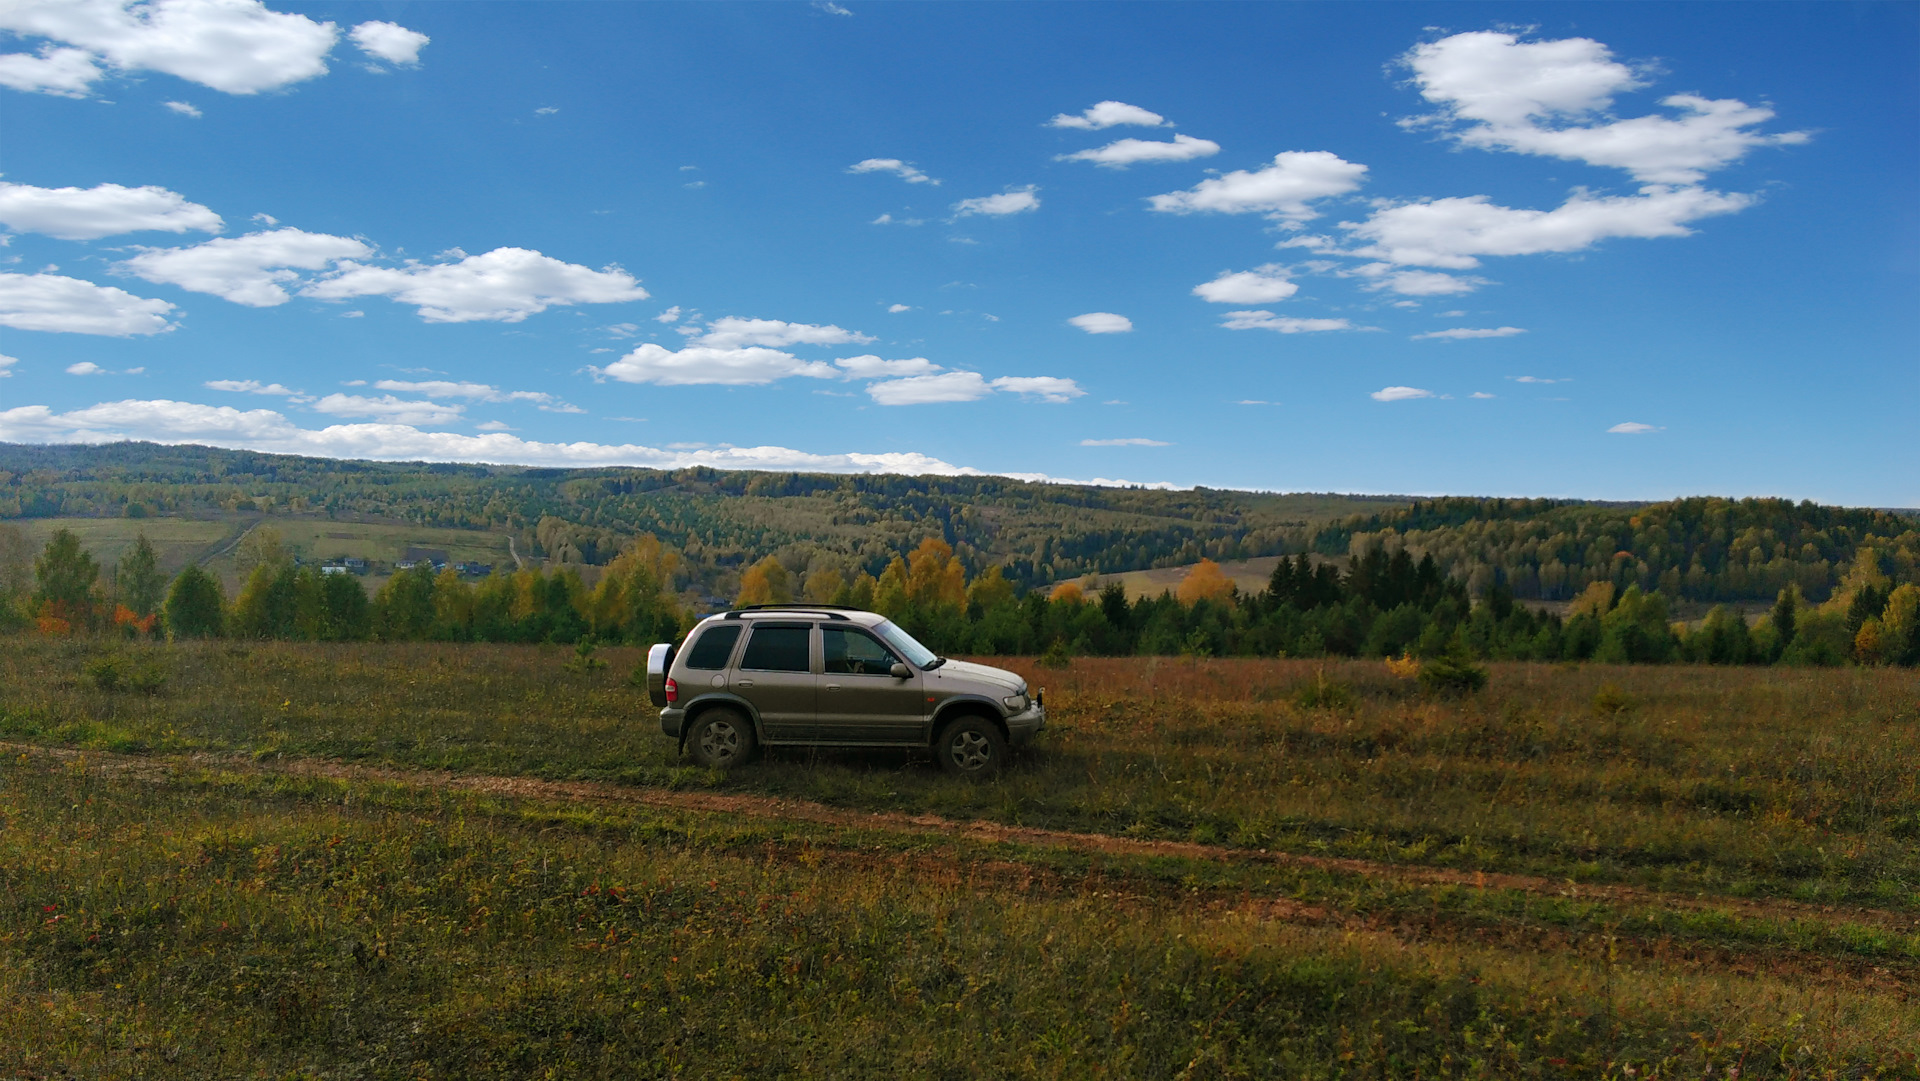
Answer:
687, 708, 756, 769
935, 715, 1006, 778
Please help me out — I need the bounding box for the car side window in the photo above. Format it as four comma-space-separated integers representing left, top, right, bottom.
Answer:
739, 624, 812, 673
822, 627, 901, 676
682, 624, 742, 670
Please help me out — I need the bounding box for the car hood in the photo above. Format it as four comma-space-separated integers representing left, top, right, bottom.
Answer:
928, 659, 1026, 695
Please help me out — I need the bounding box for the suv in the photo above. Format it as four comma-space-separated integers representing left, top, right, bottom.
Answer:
646, 605, 1044, 776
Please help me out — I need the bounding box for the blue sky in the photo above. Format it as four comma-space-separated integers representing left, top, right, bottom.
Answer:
1, 1, 1914, 505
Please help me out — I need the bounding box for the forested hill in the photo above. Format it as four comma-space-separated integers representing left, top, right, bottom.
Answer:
0, 442, 1403, 590
2, 443, 1911, 605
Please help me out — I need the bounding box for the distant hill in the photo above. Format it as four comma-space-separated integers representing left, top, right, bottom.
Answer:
3, 443, 1911, 604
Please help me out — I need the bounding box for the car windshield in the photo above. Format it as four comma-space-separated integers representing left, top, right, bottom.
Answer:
873, 620, 939, 668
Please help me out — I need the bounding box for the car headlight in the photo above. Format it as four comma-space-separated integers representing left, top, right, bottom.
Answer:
1002, 694, 1028, 711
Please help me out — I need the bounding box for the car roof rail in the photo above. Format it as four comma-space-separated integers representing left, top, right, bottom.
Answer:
721, 604, 855, 621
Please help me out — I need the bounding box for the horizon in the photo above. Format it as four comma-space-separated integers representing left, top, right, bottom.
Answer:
2, 2, 1915, 505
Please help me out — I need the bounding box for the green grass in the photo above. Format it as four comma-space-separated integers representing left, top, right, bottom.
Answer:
3, 638, 1915, 908
5, 754, 1913, 1078
13, 515, 239, 578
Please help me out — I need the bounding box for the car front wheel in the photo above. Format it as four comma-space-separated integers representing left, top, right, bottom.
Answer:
935, 715, 1006, 778
686, 708, 757, 769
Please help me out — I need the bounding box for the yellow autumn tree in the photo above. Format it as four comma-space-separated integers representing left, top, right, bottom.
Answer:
735, 555, 792, 606
966, 565, 1015, 610
873, 557, 909, 616
802, 566, 845, 603
1568, 580, 1616, 619
1177, 558, 1235, 604
905, 537, 965, 608
1049, 581, 1086, 604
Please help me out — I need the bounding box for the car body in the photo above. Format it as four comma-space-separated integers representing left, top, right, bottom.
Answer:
647, 605, 1043, 775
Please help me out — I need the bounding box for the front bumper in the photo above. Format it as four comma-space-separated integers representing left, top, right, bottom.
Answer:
1005, 701, 1046, 745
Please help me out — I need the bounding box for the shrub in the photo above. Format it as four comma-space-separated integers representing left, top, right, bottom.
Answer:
1293, 670, 1357, 712
1592, 683, 1636, 716
1418, 653, 1488, 696
1037, 638, 1073, 669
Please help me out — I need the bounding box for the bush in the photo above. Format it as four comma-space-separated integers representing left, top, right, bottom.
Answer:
1592, 683, 1636, 716
1037, 638, 1073, 669
1418, 653, 1488, 696
1293, 670, 1357, 712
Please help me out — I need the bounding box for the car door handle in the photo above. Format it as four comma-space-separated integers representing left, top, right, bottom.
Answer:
825, 684, 840, 691
734, 679, 754, 688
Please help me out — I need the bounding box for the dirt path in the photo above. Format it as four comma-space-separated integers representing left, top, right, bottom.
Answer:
15, 740, 1916, 945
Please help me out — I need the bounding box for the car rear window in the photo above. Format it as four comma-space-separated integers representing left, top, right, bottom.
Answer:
739, 624, 812, 672
682, 624, 742, 670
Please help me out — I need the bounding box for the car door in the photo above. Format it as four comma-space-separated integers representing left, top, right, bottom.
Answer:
732, 622, 817, 741
817, 625, 925, 744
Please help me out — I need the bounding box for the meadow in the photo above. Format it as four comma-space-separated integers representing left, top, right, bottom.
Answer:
2, 638, 1915, 1076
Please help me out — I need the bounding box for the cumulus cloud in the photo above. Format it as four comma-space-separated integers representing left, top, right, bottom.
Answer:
0, 272, 176, 335
595, 343, 836, 386
304, 247, 648, 322
1068, 312, 1132, 334
952, 186, 1039, 217
832, 354, 941, 379
1048, 101, 1168, 129
1607, 421, 1662, 434
0, 0, 376, 96
350, 20, 427, 66
162, 99, 200, 116
372, 379, 562, 407
1192, 265, 1297, 304
119, 227, 371, 306
1057, 134, 1219, 168
886, 303, 911, 313
1080, 437, 1170, 446
990, 376, 1083, 403
0, 397, 1173, 483
870, 213, 924, 226
865, 372, 1084, 406
205, 378, 297, 395
848, 158, 938, 185
1412, 326, 1526, 340
0, 181, 223, 240
1218, 310, 1353, 333
0, 353, 13, 376
1148, 151, 1367, 220
688, 316, 872, 350
1348, 263, 1486, 296
311, 393, 463, 427
653, 306, 682, 323
1371, 386, 1434, 401
1470, 392, 1496, 398
1320, 185, 1754, 269
66, 361, 104, 375
1404, 31, 1806, 184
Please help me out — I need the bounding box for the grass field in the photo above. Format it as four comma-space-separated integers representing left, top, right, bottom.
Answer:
12, 516, 242, 579
2, 638, 1915, 1076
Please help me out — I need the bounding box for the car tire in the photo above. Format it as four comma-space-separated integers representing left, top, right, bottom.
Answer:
935, 714, 1006, 778
686, 708, 757, 770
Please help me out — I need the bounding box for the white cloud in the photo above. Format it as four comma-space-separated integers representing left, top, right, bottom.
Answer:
1080, 437, 1170, 447
952, 186, 1039, 217
833, 354, 941, 379
0, 45, 102, 96
1057, 134, 1219, 168
989, 376, 1083, 403
1329, 186, 1754, 269
1192, 264, 1297, 304
350, 21, 427, 66
474, 420, 513, 432
812, 1, 852, 15
688, 316, 872, 350
0, 181, 223, 240
371, 379, 562, 407
0, 396, 1176, 483
1412, 326, 1526, 340
311, 393, 463, 427
886, 303, 911, 313
1219, 310, 1353, 333
871, 213, 925, 226
66, 361, 104, 375
866, 371, 991, 405
1405, 31, 1807, 184
304, 247, 648, 322
0, 272, 176, 335
0, 353, 15, 377
1371, 386, 1434, 401
1049, 101, 1168, 130
1148, 151, 1366, 220
162, 99, 199, 116
1470, 392, 1496, 399
1511, 376, 1561, 384
205, 378, 296, 395
1607, 421, 1662, 434
0, 0, 347, 96
119, 227, 371, 306
535, 106, 559, 115
1348, 264, 1486, 296
653, 306, 681, 323
848, 158, 938, 185
1068, 312, 1132, 334
594, 343, 836, 386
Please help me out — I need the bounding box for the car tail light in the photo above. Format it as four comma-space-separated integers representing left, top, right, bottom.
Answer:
664, 677, 679, 704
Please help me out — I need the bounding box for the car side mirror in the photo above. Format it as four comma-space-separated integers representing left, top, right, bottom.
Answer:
890, 662, 911, 679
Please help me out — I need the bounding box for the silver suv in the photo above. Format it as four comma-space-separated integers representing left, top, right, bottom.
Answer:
646, 605, 1044, 776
